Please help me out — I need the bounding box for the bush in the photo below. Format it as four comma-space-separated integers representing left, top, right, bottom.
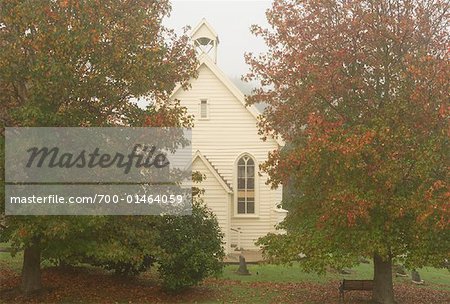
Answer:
37, 195, 224, 290
92, 254, 155, 276
156, 200, 224, 291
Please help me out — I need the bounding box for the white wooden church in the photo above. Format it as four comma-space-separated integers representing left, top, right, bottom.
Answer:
171, 19, 287, 253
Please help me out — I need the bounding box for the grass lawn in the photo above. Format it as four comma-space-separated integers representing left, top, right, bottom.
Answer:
0, 242, 23, 271
1, 246, 449, 303
221, 262, 450, 290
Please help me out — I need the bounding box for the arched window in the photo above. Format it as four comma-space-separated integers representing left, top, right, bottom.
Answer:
237, 155, 255, 214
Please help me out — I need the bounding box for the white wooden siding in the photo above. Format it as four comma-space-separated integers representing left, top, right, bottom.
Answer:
192, 156, 231, 252
173, 62, 284, 251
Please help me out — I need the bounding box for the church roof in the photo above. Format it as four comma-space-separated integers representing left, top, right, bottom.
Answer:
170, 54, 284, 146
191, 150, 233, 193
190, 18, 219, 43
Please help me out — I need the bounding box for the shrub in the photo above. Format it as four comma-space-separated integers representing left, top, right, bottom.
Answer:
156, 201, 224, 291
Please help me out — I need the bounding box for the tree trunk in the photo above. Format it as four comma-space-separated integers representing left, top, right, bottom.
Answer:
21, 238, 42, 295
372, 253, 395, 304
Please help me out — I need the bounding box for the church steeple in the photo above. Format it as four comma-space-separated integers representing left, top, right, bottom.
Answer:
190, 18, 219, 63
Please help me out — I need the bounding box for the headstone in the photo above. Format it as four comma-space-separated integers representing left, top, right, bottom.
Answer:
358, 257, 370, 264
236, 255, 250, 275
411, 270, 424, 284
442, 259, 449, 270
339, 268, 352, 275
395, 264, 408, 277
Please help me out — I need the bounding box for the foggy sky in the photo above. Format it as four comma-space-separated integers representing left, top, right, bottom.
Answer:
165, 1, 272, 81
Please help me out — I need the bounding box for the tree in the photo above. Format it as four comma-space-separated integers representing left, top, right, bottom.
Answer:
245, 1, 449, 303
0, 0, 197, 294
67, 177, 224, 292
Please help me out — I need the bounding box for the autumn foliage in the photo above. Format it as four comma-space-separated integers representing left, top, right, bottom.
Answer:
246, 1, 448, 303
0, 0, 197, 127
0, 0, 225, 295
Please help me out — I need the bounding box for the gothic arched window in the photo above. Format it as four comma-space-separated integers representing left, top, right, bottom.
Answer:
237, 155, 255, 214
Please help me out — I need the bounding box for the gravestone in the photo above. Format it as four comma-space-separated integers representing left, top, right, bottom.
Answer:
339, 268, 352, 275
358, 257, 370, 264
236, 255, 250, 275
411, 269, 424, 284
395, 264, 408, 277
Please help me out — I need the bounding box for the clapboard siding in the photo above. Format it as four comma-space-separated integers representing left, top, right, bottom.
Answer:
174, 65, 277, 180
192, 157, 230, 251
172, 57, 285, 251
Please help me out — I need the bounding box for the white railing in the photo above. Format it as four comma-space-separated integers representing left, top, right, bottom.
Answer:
230, 227, 242, 250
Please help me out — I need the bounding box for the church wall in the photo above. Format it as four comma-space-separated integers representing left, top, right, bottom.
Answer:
192, 157, 231, 253
173, 63, 284, 251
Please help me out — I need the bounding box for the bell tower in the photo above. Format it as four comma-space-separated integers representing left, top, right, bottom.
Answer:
191, 18, 219, 63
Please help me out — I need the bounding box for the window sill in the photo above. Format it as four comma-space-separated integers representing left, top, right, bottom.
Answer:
232, 214, 259, 219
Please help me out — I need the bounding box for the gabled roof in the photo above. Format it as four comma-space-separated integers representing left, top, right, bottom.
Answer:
190, 18, 219, 42
191, 150, 233, 194
170, 54, 284, 146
